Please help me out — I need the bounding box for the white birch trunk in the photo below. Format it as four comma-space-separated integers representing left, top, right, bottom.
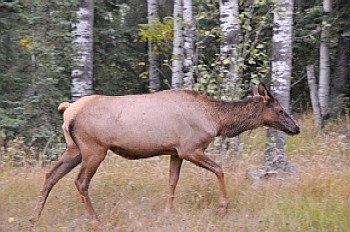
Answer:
148, 0, 161, 91
307, 65, 323, 127
218, 0, 242, 155
264, 0, 294, 173
219, 0, 241, 100
71, 0, 94, 102
318, 0, 332, 118
183, 0, 195, 90
171, 0, 184, 89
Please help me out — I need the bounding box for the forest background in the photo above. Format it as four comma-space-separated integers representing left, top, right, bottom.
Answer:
0, 0, 349, 163
1, 0, 350, 231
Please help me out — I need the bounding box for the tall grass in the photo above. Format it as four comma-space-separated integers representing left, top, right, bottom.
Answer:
0, 114, 349, 231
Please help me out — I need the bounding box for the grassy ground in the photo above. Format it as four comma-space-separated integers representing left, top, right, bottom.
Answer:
1, 115, 350, 232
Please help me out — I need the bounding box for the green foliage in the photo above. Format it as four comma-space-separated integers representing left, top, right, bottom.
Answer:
138, 16, 174, 87
191, 0, 221, 96
0, 0, 75, 161
193, 63, 223, 97
239, 1, 273, 84
93, 1, 148, 95
139, 17, 173, 58
0, 0, 149, 163
193, 0, 273, 97
139, 17, 173, 44
292, 1, 346, 111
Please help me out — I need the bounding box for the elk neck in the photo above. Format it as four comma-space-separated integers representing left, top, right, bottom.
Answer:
214, 97, 265, 138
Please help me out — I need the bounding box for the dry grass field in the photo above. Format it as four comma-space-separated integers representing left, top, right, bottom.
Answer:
1, 115, 350, 232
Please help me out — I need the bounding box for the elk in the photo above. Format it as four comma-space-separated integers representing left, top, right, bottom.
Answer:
29, 83, 299, 226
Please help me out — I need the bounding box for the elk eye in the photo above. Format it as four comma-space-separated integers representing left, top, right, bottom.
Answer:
279, 110, 284, 115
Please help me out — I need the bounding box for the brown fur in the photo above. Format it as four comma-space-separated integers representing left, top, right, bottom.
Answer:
30, 83, 299, 227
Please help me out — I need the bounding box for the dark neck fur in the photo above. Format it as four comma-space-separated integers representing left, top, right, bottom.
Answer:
215, 97, 265, 137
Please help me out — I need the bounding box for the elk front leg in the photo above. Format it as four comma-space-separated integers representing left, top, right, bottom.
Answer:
164, 155, 183, 215
183, 149, 229, 211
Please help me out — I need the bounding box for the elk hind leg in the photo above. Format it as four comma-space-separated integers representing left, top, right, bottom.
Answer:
29, 147, 81, 226
74, 146, 107, 225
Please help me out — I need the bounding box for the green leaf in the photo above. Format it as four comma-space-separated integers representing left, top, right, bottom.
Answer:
222, 59, 231, 65
256, 44, 264, 49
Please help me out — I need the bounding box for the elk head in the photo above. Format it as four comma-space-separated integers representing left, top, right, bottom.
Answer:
252, 83, 300, 135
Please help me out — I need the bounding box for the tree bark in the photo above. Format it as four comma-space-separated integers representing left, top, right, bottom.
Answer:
264, 0, 294, 173
148, 0, 161, 92
306, 65, 323, 127
219, 0, 242, 155
71, 0, 94, 102
219, 0, 241, 100
318, 0, 332, 119
183, 0, 195, 90
171, 0, 184, 89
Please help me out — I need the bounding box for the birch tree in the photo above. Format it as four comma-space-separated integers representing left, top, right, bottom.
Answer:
71, 0, 94, 101
219, 0, 241, 155
307, 65, 323, 127
183, 0, 195, 90
171, 0, 184, 89
219, 0, 241, 100
264, 0, 294, 173
148, 0, 161, 92
318, 0, 332, 119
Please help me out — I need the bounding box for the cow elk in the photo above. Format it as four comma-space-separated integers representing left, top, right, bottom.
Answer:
30, 83, 299, 226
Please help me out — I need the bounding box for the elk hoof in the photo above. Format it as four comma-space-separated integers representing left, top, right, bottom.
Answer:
217, 206, 228, 216
29, 217, 37, 226
218, 201, 229, 216
92, 218, 102, 229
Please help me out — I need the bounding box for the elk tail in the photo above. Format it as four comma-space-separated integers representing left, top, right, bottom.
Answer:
58, 102, 70, 114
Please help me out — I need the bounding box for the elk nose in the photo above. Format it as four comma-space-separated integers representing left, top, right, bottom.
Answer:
294, 126, 300, 135
288, 125, 300, 135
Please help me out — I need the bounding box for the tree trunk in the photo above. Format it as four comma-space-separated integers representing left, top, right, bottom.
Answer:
306, 65, 323, 127
330, 36, 350, 115
219, 0, 242, 156
171, 0, 184, 89
264, 0, 294, 173
148, 0, 161, 92
71, 0, 94, 102
219, 0, 241, 100
318, 0, 332, 119
183, 0, 195, 90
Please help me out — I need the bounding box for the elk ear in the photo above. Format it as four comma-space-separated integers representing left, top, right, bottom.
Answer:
258, 83, 274, 102
250, 83, 259, 96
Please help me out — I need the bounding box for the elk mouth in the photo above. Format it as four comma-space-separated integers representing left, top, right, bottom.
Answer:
268, 123, 300, 136
286, 126, 300, 135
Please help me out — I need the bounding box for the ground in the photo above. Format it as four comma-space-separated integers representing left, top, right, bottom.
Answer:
1, 115, 350, 232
